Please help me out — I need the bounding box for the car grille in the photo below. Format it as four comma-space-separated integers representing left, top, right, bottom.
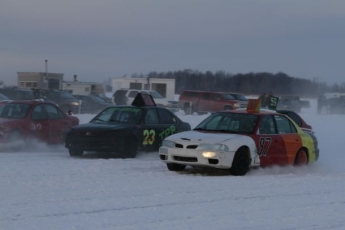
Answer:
173, 156, 198, 162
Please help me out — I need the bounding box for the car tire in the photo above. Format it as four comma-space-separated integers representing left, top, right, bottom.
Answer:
167, 163, 186, 171
123, 138, 138, 158
294, 149, 308, 166
69, 149, 83, 157
230, 148, 249, 176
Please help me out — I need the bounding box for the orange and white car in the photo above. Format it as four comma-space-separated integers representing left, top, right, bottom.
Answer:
159, 99, 319, 176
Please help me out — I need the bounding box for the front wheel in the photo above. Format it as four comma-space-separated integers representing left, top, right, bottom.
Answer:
69, 149, 83, 157
224, 106, 233, 111
230, 148, 250, 176
167, 163, 186, 171
294, 149, 308, 166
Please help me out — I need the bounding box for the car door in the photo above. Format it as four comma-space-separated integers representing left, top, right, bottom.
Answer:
141, 108, 163, 151
156, 108, 182, 142
43, 104, 71, 144
252, 115, 285, 167
30, 105, 50, 142
273, 114, 301, 164
198, 93, 211, 113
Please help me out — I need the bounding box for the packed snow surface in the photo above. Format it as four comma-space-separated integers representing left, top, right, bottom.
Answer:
1, 99, 345, 230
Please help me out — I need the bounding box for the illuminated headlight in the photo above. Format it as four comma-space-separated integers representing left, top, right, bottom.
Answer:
234, 103, 240, 108
71, 102, 80, 106
162, 140, 175, 148
202, 151, 217, 158
197, 143, 229, 151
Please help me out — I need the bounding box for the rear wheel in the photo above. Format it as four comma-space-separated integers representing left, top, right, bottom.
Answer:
8, 131, 23, 151
230, 148, 250, 176
69, 149, 83, 157
167, 163, 186, 171
294, 149, 308, 166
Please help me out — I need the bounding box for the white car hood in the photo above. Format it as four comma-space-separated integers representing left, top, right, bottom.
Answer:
167, 130, 244, 144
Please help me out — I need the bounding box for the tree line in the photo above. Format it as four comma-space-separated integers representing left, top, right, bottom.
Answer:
132, 69, 344, 97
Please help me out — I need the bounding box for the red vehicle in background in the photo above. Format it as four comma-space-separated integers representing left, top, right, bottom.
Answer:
0, 100, 79, 150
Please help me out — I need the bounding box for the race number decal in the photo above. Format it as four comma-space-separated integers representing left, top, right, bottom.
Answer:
257, 137, 272, 156
159, 126, 176, 141
143, 129, 155, 145
246, 99, 261, 112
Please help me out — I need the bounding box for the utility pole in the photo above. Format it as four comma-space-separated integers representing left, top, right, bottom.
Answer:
45, 60, 48, 89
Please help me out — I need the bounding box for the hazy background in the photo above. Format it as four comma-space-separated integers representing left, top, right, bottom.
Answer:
1, 0, 345, 85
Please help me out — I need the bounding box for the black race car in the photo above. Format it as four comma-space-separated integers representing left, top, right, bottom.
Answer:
65, 93, 191, 158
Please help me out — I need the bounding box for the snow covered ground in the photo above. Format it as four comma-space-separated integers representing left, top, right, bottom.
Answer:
1, 99, 345, 230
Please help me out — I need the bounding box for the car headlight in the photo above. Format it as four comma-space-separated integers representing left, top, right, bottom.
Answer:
234, 103, 240, 108
162, 140, 175, 148
197, 143, 229, 151
71, 102, 80, 106
202, 151, 217, 158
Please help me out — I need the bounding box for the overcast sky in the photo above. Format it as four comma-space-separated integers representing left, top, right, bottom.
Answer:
1, 0, 345, 86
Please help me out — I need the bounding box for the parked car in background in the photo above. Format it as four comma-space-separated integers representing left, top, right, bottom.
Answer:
159, 99, 319, 176
92, 93, 113, 104
178, 90, 246, 115
0, 100, 79, 150
0, 93, 10, 102
276, 96, 302, 113
33, 89, 81, 114
65, 93, 190, 158
73, 94, 113, 114
0, 88, 36, 100
112, 88, 179, 112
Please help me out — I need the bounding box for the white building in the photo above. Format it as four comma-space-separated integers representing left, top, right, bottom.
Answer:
112, 77, 175, 100
62, 75, 104, 95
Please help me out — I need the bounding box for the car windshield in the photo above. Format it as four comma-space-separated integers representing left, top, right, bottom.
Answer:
90, 107, 142, 124
148, 91, 164, 99
231, 94, 248, 101
90, 95, 105, 103
0, 103, 31, 119
194, 112, 259, 134
60, 91, 75, 99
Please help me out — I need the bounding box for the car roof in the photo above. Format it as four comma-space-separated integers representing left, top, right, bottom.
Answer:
5, 100, 48, 105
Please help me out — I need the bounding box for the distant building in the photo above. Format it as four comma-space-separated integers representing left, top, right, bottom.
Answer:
17, 72, 63, 89
112, 77, 175, 100
62, 75, 104, 95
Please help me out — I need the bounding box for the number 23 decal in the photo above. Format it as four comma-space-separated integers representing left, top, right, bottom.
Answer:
257, 137, 272, 156
143, 129, 155, 145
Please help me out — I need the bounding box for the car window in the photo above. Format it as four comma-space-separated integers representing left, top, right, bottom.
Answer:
259, 115, 276, 134
128, 91, 138, 98
0, 103, 30, 119
202, 93, 210, 100
274, 115, 297, 134
44, 104, 65, 119
195, 113, 258, 134
32, 105, 48, 120
145, 109, 159, 124
211, 94, 221, 101
157, 108, 177, 124
282, 111, 302, 127
92, 107, 142, 124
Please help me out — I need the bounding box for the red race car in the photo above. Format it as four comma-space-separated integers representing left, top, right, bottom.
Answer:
0, 100, 79, 150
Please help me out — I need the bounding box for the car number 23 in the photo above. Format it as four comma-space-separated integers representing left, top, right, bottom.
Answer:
142, 126, 176, 145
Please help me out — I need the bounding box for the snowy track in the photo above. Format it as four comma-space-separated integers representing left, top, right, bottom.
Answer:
1, 100, 345, 230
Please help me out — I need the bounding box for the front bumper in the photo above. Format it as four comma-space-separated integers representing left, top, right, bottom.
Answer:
159, 147, 235, 169
65, 134, 123, 152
